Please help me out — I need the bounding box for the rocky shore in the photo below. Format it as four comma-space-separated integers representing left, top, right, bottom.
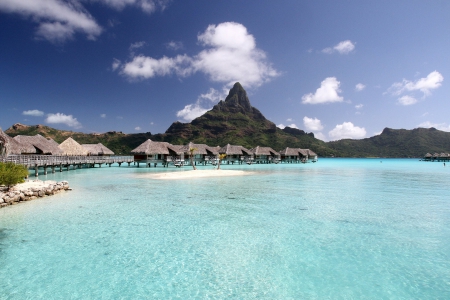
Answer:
0, 180, 70, 208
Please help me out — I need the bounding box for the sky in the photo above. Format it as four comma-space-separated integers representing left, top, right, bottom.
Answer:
1, 0, 449, 141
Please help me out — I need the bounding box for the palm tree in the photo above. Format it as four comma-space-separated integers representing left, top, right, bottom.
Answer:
217, 154, 227, 170
189, 147, 197, 170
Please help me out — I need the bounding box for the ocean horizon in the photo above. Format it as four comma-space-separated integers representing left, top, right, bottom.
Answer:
1, 158, 449, 299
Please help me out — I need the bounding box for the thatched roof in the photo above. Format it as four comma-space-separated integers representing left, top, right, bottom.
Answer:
219, 144, 252, 156
179, 142, 218, 155
249, 146, 280, 156
306, 149, 317, 157
0, 129, 23, 155
82, 143, 115, 156
13, 134, 63, 155
279, 147, 317, 158
131, 139, 180, 155
424, 153, 432, 158
59, 137, 88, 156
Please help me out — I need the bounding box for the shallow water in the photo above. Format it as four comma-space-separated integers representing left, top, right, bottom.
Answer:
1, 159, 449, 299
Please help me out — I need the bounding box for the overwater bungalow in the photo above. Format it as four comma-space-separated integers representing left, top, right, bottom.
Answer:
249, 146, 281, 164
58, 137, 88, 156
131, 139, 184, 167
218, 144, 253, 164
178, 142, 219, 166
0, 129, 23, 156
13, 134, 63, 155
82, 143, 115, 156
423, 153, 433, 161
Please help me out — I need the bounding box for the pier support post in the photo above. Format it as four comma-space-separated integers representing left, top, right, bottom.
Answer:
34, 166, 39, 177
118, 163, 122, 167
127, 162, 131, 167
60, 164, 63, 172
52, 166, 55, 173
43, 166, 47, 175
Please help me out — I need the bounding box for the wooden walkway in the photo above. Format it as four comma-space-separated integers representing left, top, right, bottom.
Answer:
1, 155, 134, 176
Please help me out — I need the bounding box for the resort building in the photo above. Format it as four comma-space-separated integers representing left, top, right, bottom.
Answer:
218, 144, 253, 164
58, 137, 88, 156
81, 143, 115, 156
0, 129, 23, 156
131, 139, 184, 167
13, 134, 63, 155
178, 142, 219, 166
249, 146, 281, 163
279, 148, 318, 163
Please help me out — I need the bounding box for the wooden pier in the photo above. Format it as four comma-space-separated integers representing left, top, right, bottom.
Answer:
1, 155, 134, 177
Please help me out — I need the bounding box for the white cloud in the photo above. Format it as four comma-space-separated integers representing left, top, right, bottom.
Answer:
100, 114, 106, 118
303, 116, 323, 131
355, 83, 366, 91
322, 40, 355, 54
286, 118, 293, 122
328, 122, 366, 140
387, 71, 444, 97
135, 126, 141, 130
166, 40, 183, 50
92, 0, 169, 14
45, 113, 82, 129
23, 109, 44, 117
397, 95, 417, 106
418, 121, 450, 132
176, 103, 209, 122
120, 22, 279, 88
0, 0, 102, 43
112, 58, 121, 71
355, 104, 363, 109
175, 87, 225, 122
302, 77, 344, 104
129, 41, 146, 51
277, 123, 298, 130
314, 132, 327, 141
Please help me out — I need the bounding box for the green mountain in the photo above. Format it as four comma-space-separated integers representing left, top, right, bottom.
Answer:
156, 82, 331, 154
328, 127, 450, 157
4, 83, 450, 157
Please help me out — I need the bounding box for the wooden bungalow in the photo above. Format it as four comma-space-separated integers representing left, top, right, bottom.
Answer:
423, 153, 432, 161
0, 129, 23, 156
82, 143, 115, 156
58, 137, 88, 156
178, 142, 219, 166
131, 139, 184, 167
249, 146, 281, 164
218, 144, 253, 164
13, 134, 63, 155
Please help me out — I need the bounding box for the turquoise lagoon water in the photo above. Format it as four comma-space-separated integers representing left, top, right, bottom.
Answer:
1, 159, 450, 299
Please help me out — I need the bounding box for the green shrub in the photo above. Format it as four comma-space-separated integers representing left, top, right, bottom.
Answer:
0, 162, 29, 190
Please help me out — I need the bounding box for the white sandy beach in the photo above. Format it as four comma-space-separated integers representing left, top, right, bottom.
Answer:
142, 169, 254, 180
11, 180, 57, 191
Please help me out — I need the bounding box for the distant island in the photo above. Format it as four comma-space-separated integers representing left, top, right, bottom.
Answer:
4, 83, 450, 158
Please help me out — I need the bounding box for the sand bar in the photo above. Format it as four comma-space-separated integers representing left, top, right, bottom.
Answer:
140, 169, 254, 180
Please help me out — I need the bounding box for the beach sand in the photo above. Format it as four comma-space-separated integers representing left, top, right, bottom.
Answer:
141, 169, 254, 180
11, 180, 58, 191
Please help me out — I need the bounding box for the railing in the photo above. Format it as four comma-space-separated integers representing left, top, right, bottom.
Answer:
0, 155, 134, 167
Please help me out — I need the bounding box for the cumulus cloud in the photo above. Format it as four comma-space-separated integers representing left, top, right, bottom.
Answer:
176, 103, 209, 122
119, 22, 279, 88
129, 41, 146, 54
23, 109, 44, 117
314, 132, 327, 141
45, 113, 82, 128
112, 58, 121, 71
418, 121, 450, 132
387, 71, 444, 98
303, 116, 323, 131
0, 0, 102, 43
328, 122, 366, 140
135, 126, 141, 130
302, 77, 344, 104
322, 40, 355, 54
276, 123, 298, 130
355, 104, 363, 109
355, 83, 366, 91
397, 95, 417, 106
175, 87, 226, 122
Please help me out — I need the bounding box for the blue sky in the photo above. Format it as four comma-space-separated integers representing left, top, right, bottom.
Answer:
1, 0, 449, 141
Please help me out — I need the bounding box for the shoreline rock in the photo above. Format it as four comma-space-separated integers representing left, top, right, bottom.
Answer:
0, 180, 70, 208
